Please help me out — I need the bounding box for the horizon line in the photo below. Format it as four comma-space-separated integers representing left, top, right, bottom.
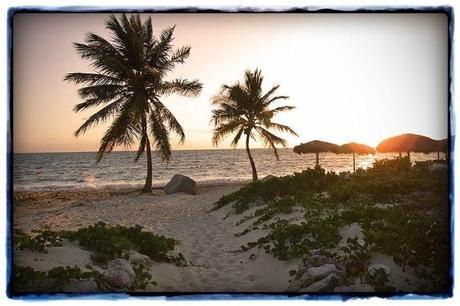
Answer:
13, 147, 296, 154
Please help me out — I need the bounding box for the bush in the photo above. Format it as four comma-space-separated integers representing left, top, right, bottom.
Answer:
15, 223, 185, 267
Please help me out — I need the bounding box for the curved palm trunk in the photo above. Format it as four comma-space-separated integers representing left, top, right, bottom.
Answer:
245, 133, 258, 183
142, 115, 153, 193
142, 135, 153, 193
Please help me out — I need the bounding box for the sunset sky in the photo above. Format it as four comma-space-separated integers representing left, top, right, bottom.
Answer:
13, 13, 448, 153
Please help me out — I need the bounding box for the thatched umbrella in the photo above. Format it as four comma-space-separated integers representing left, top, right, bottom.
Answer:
376, 133, 439, 163
293, 140, 340, 167
337, 142, 376, 172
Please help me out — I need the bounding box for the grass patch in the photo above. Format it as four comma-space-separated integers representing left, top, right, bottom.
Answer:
14, 222, 186, 267
218, 158, 450, 292
13, 265, 102, 292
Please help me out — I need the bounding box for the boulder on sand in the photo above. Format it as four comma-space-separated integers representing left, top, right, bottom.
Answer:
164, 174, 197, 195
261, 175, 276, 182
102, 258, 136, 289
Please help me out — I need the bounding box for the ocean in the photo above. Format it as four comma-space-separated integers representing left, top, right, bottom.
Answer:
13, 149, 442, 191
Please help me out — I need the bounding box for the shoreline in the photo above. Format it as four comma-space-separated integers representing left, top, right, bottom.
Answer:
12, 180, 248, 196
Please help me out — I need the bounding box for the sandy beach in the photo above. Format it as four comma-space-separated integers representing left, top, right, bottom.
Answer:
13, 184, 300, 292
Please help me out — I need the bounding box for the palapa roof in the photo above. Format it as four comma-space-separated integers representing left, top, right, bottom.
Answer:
376, 133, 440, 154
293, 140, 340, 154
337, 142, 376, 155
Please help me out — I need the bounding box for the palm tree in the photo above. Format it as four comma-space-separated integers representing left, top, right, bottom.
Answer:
65, 14, 202, 193
211, 69, 298, 183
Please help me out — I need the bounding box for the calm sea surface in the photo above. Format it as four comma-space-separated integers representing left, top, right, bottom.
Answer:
13, 149, 442, 191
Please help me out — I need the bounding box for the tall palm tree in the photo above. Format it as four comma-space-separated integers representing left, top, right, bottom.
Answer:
65, 14, 202, 193
211, 69, 298, 183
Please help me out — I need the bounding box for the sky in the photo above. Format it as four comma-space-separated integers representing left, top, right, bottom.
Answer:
12, 13, 448, 153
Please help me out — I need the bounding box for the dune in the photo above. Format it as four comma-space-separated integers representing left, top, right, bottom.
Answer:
13, 184, 300, 292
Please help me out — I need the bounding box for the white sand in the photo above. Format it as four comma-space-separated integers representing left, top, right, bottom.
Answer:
13, 185, 298, 292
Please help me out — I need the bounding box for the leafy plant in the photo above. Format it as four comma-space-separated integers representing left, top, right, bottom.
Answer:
366, 268, 395, 292
15, 223, 186, 267
13, 265, 101, 292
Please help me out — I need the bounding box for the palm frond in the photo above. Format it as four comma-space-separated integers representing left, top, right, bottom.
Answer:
74, 98, 125, 137
159, 78, 202, 97
262, 121, 299, 137
212, 119, 247, 146
230, 127, 246, 148
257, 127, 288, 160
149, 111, 171, 162
77, 84, 124, 99
64, 73, 122, 85
169, 46, 191, 64
150, 100, 185, 143
96, 106, 140, 162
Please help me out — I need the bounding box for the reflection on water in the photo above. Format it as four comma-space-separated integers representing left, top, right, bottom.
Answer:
13, 149, 445, 191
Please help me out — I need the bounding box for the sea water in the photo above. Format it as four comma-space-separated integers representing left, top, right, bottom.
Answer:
13, 149, 442, 191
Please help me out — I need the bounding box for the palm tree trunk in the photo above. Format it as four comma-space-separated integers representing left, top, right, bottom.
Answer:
353, 152, 356, 173
142, 135, 153, 193
245, 133, 258, 183
315, 152, 319, 168
141, 114, 153, 193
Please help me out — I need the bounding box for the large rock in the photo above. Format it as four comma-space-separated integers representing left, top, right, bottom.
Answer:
103, 258, 136, 289
261, 175, 276, 182
290, 264, 337, 288
307, 264, 337, 279
164, 174, 197, 195
300, 273, 341, 292
305, 255, 335, 267
125, 250, 152, 266
62, 279, 98, 292
334, 284, 375, 293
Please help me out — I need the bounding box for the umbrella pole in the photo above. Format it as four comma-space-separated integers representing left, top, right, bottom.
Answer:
407, 151, 411, 164
316, 153, 319, 168
437, 151, 440, 160
399, 152, 402, 158
353, 152, 356, 173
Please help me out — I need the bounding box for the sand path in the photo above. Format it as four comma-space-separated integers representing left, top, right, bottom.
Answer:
14, 185, 297, 292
